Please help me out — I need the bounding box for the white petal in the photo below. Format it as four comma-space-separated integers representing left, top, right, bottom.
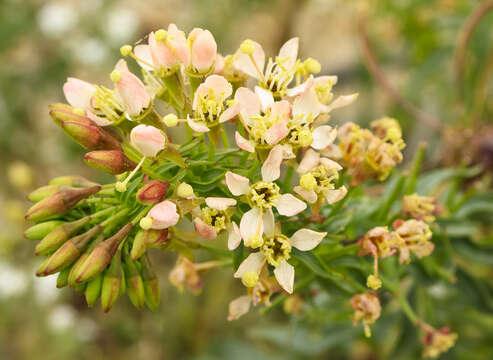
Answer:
278, 37, 299, 69
265, 121, 289, 145
234, 252, 265, 278
255, 86, 274, 112
205, 197, 237, 210
263, 209, 275, 237
227, 296, 251, 321
228, 222, 242, 250
235, 131, 255, 153
187, 116, 210, 133
274, 194, 306, 216
234, 87, 261, 116
286, 75, 314, 97
87, 111, 113, 126
325, 93, 358, 112
293, 89, 320, 120
225, 171, 250, 196
133, 45, 154, 71
311, 125, 337, 150
240, 207, 263, 242
234, 41, 265, 79
325, 186, 347, 204
293, 186, 318, 204
274, 259, 294, 294
261, 145, 284, 182
280, 144, 296, 159
290, 229, 326, 251
297, 148, 320, 174
320, 157, 343, 171
219, 103, 240, 123
194, 218, 217, 239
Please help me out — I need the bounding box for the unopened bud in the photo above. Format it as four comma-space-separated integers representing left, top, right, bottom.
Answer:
24, 220, 65, 240
136, 180, 170, 205
241, 271, 258, 287
177, 183, 194, 198
28, 184, 69, 202
124, 256, 146, 309
85, 273, 103, 307
240, 39, 255, 55
75, 223, 133, 283
38, 225, 103, 276
25, 185, 101, 222
49, 103, 94, 127
56, 267, 71, 288
49, 175, 99, 188
101, 251, 123, 313
304, 57, 321, 74
130, 228, 169, 260
140, 255, 160, 310
84, 150, 137, 175
61, 121, 121, 150
120, 45, 132, 56
35, 216, 91, 256
163, 113, 178, 127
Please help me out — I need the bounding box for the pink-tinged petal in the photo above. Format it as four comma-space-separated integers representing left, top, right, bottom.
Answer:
320, 157, 343, 171
187, 116, 210, 133
234, 87, 261, 116
313, 75, 338, 87
297, 148, 320, 174
274, 194, 306, 216
194, 218, 217, 239
265, 121, 289, 146
234, 252, 265, 278
293, 89, 320, 120
203, 74, 233, 99
133, 44, 154, 71
278, 37, 299, 69
263, 209, 275, 238
240, 207, 263, 242
274, 259, 294, 294
148, 200, 179, 229
324, 93, 359, 113
235, 131, 255, 153
87, 111, 112, 126
280, 144, 296, 159
261, 145, 284, 182
114, 59, 151, 116
225, 171, 250, 196
149, 31, 179, 69
290, 229, 326, 251
167, 23, 190, 66
234, 40, 265, 79
320, 144, 343, 159
219, 103, 240, 123
269, 100, 291, 121
227, 296, 251, 321
311, 125, 337, 150
228, 222, 242, 250
286, 75, 314, 97
130, 124, 166, 157
293, 186, 318, 204
255, 86, 274, 112
213, 53, 225, 74
63, 78, 95, 110
205, 197, 237, 211
191, 29, 217, 73
325, 186, 347, 204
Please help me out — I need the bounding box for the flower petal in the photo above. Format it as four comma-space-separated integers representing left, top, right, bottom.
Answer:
274, 259, 294, 294
133, 44, 154, 71
130, 124, 166, 157
325, 93, 358, 112
261, 145, 284, 182
293, 186, 318, 204
203, 74, 233, 99
297, 148, 320, 174
114, 59, 151, 116
311, 125, 337, 150
234, 87, 261, 116
234, 252, 264, 278
293, 89, 320, 120
227, 295, 251, 321
286, 75, 314, 97
240, 207, 263, 242
87, 111, 113, 126
263, 209, 275, 238
187, 116, 210, 133
193, 218, 217, 239
63, 78, 95, 110
278, 37, 299, 69
290, 229, 326, 251
225, 171, 250, 196
325, 186, 347, 204
235, 131, 255, 153
219, 103, 240, 123
255, 86, 274, 112
148, 200, 180, 229
265, 121, 289, 146
205, 197, 237, 211
191, 30, 217, 73
228, 222, 242, 250
274, 194, 306, 216
320, 157, 343, 171
234, 40, 265, 79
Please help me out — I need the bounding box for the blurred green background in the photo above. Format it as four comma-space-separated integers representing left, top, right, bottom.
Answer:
1, 0, 492, 359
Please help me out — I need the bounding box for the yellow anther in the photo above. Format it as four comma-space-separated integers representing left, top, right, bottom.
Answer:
155, 29, 168, 42
240, 39, 255, 55
304, 57, 321, 74
140, 217, 153, 230
177, 183, 194, 198
246, 234, 263, 249
163, 113, 179, 127
300, 173, 317, 191
297, 129, 313, 147
366, 275, 382, 290
241, 271, 259, 288
120, 45, 133, 57
115, 181, 127, 192
110, 69, 122, 83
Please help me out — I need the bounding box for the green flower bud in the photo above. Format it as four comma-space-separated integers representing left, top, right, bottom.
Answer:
75, 223, 133, 283
35, 216, 92, 256
24, 220, 65, 240
49, 103, 94, 127
84, 150, 137, 175
131, 228, 169, 261
136, 180, 170, 205
68, 234, 104, 287
85, 273, 103, 307
28, 185, 69, 202
141, 255, 160, 310
61, 121, 121, 151
124, 255, 145, 309
101, 251, 123, 313
25, 186, 101, 222
56, 267, 71, 288
49, 175, 99, 188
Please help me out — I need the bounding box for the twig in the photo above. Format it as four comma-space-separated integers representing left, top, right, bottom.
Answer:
357, 14, 443, 131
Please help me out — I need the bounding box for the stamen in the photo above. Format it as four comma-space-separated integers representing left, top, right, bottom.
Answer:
115, 156, 146, 192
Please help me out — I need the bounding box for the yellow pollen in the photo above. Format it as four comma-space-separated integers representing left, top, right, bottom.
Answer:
120, 45, 132, 57
110, 70, 122, 83
155, 29, 168, 42
241, 271, 259, 288
300, 173, 317, 191
240, 39, 255, 55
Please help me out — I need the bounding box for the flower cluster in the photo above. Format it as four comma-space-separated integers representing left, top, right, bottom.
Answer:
23, 23, 456, 358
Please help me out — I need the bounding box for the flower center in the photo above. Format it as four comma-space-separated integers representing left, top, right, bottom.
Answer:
195, 89, 226, 126
92, 85, 125, 123
314, 80, 334, 105
261, 234, 291, 267
201, 207, 228, 232
248, 181, 281, 209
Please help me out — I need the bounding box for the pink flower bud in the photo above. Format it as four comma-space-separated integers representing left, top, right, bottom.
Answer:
61, 121, 122, 150
130, 124, 166, 157
147, 200, 179, 229
136, 180, 170, 205
49, 103, 94, 127
83, 150, 136, 175
191, 29, 217, 73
